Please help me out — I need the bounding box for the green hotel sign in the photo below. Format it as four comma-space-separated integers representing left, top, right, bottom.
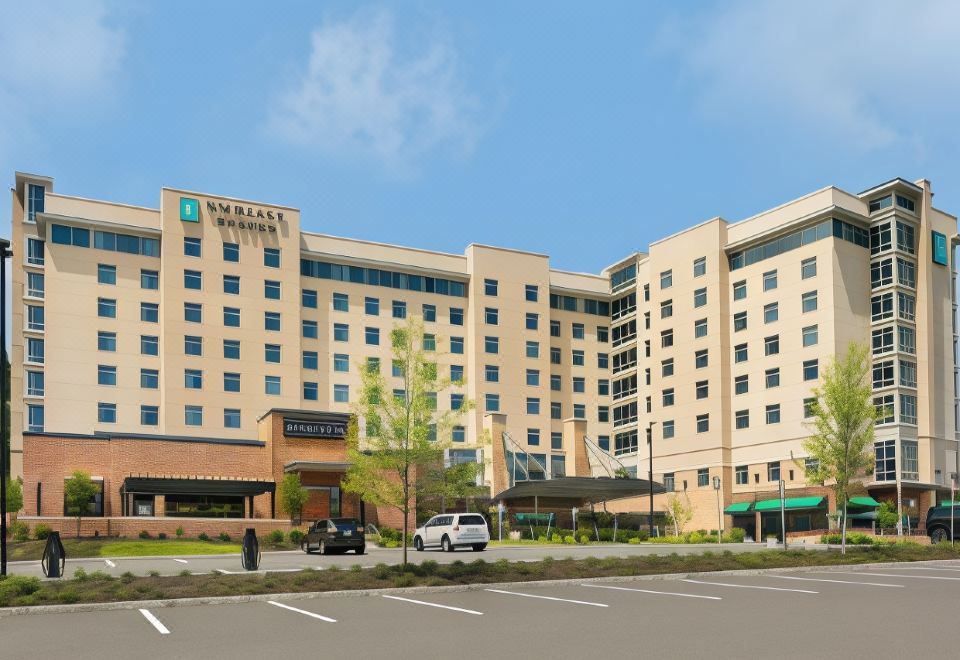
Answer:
180, 197, 199, 222
932, 231, 948, 266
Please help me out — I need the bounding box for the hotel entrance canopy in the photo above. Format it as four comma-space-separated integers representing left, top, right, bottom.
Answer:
494, 477, 665, 507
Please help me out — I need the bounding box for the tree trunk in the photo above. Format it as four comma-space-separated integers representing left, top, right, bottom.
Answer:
76, 515, 81, 539
840, 502, 848, 555
402, 478, 409, 568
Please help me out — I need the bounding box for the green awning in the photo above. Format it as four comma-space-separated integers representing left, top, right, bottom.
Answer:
849, 496, 880, 508
724, 502, 752, 514
754, 496, 825, 512
940, 501, 960, 507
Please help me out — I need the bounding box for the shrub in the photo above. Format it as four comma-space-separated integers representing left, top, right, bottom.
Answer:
33, 523, 52, 541
179, 569, 191, 577
327, 564, 341, 572
138, 530, 151, 540
148, 570, 160, 577
537, 535, 548, 543
198, 532, 210, 542
551, 533, 563, 544
267, 529, 284, 544
393, 573, 415, 588
120, 571, 136, 583
420, 560, 439, 575
820, 532, 875, 545
73, 568, 89, 581
9, 521, 28, 542
218, 532, 231, 542
578, 534, 591, 545
289, 529, 305, 545
350, 564, 363, 573
563, 535, 576, 545
628, 537, 641, 544
175, 526, 184, 538
158, 532, 167, 540
373, 563, 391, 579
726, 527, 746, 543
0, 575, 42, 605
89, 570, 112, 581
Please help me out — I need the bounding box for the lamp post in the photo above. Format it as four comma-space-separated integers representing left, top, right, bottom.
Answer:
646, 421, 657, 537
1, 237, 11, 576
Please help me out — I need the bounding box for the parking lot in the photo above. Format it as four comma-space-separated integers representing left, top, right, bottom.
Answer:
2, 561, 959, 659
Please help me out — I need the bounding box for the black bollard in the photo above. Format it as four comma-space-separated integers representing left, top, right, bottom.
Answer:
41, 531, 66, 578
241, 528, 260, 571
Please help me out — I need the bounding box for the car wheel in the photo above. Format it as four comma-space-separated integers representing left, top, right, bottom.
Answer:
441, 535, 454, 552
414, 536, 424, 552
319, 540, 328, 555
301, 539, 313, 554
472, 543, 487, 552
931, 527, 950, 544
355, 545, 365, 555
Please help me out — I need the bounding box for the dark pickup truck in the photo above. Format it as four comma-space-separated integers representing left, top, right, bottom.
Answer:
925, 505, 960, 543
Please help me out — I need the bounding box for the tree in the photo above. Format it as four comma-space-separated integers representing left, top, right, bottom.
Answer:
665, 493, 693, 536
876, 500, 899, 531
6, 478, 23, 520
63, 470, 99, 538
342, 317, 473, 567
613, 467, 631, 479
278, 473, 309, 525
417, 459, 486, 516
801, 342, 879, 554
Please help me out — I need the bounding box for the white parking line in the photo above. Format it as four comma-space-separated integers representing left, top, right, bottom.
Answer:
138, 609, 170, 635
104, 559, 116, 568
681, 579, 817, 594
767, 575, 903, 587
216, 568, 302, 575
383, 595, 483, 615
172, 559, 188, 564
878, 566, 960, 572
267, 601, 336, 622
484, 588, 608, 607
825, 571, 960, 581
581, 583, 721, 600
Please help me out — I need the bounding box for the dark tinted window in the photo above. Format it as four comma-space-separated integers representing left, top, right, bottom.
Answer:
457, 515, 486, 525
332, 518, 360, 530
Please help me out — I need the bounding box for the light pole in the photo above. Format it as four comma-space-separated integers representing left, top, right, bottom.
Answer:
646, 421, 657, 537
0, 237, 11, 576
713, 475, 722, 548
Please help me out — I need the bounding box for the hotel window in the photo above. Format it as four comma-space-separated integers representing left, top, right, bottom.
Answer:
333, 384, 349, 403
525, 369, 539, 386
896, 257, 916, 288
549, 432, 563, 451
367, 357, 381, 374
303, 382, 318, 401
767, 461, 780, 482
597, 352, 608, 369
871, 293, 893, 322
696, 380, 709, 399
97, 331, 116, 352
733, 311, 747, 332
896, 220, 916, 253
302, 351, 319, 370
223, 372, 241, 392
693, 256, 706, 277
764, 335, 779, 356
97, 264, 116, 285
135, 270, 158, 292
223, 340, 240, 360
265, 312, 281, 331
98, 297, 116, 318
898, 325, 915, 354
572, 323, 585, 339
897, 292, 915, 321
224, 409, 241, 429
423, 334, 436, 351
660, 299, 673, 319
484, 307, 499, 325
801, 257, 817, 279
184, 302, 202, 323
871, 258, 893, 288
697, 468, 709, 487
598, 406, 609, 423
803, 398, 816, 418
27, 404, 44, 432
363, 327, 379, 346
184, 369, 203, 389
333, 293, 349, 312
597, 326, 609, 343
452, 426, 466, 443
896, 195, 916, 212
550, 375, 561, 391
98, 402, 116, 424
452, 337, 465, 354
874, 394, 895, 424
869, 195, 893, 214
873, 360, 894, 388
525, 284, 538, 302
422, 304, 436, 322
658, 420, 673, 440
140, 335, 158, 356
662, 358, 674, 377
141, 302, 159, 323
451, 394, 464, 410
265, 376, 281, 395
662, 388, 675, 407
875, 440, 895, 481
480, 336, 498, 354
695, 349, 709, 369
573, 404, 586, 419
764, 302, 778, 324
358, 297, 378, 316
485, 393, 500, 412
691, 318, 706, 339
264, 247, 280, 268
573, 377, 586, 393
484, 279, 498, 296
661, 329, 674, 348
900, 360, 917, 388
264, 280, 281, 300
450, 307, 464, 325
485, 365, 500, 382
595, 435, 609, 451
95, 364, 116, 386
870, 221, 892, 254
901, 439, 919, 480
185, 405, 203, 426
141, 405, 159, 426
184, 335, 202, 356
527, 429, 540, 446
735, 465, 748, 485
183, 269, 202, 290
801, 291, 817, 313
802, 324, 818, 347
643, 284, 649, 301
734, 344, 747, 363
223, 242, 239, 262
27, 237, 44, 265
765, 367, 780, 388
735, 409, 749, 429
393, 300, 407, 319
526, 397, 540, 414
572, 350, 585, 366
184, 237, 202, 257
763, 270, 778, 291
872, 326, 893, 355
598, 379, 609, 395
901, 394, 918, 426
26, 305, 44, 331
693, 287, 707, 308
550, 320, 561, 337
734, 374, 748, 394
302, 289, 317, 308
302, 320, 318, 339
265, 344, 281, 363
660, 269, 672, 289
732, 280, 747, 301
333, 354, 349, 372
803, 359, 819, 381
51, 224, 89, 247
551, 402, 561, 420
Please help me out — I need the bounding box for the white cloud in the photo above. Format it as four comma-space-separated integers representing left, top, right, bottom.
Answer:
267, 10, 482, 172
657, 0, 960, 150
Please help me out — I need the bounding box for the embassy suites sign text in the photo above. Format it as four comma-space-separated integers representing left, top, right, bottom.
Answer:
207, 200, 286, 233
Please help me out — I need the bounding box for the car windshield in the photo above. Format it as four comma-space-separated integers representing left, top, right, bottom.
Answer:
331, 518, 359, 531
458, 515, 486, 525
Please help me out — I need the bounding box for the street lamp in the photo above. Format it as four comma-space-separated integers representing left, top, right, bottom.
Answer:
1, 237, 11, 576
646, 421, 657, 537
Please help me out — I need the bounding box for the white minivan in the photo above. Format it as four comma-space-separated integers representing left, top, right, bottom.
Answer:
413, 513, 489, 552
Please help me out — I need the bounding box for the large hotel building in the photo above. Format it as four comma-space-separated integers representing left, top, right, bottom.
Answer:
8, 172, 959, 536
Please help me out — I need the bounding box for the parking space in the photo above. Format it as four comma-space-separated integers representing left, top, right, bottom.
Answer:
3, 564, 960, 658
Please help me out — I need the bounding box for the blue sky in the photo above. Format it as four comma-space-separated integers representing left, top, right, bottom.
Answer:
3, 0, 960, 274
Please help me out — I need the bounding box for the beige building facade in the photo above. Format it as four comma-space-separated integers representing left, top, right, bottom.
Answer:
8, 172, 959, 535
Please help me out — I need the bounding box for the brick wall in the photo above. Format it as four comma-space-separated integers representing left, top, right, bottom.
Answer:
17, 516, 297, 539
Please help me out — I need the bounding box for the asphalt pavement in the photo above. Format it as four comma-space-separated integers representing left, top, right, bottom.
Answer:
2, 560, 958, 659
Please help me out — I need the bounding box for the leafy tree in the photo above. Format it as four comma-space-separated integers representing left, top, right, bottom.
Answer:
876, 500, 899, 530
278, 473, 309, 525
665, 493, 693, 536
5, 478, 23, 519
801, 343, 879, 554
613, 467, 631, 479
417, 459, 486, 516
63, 470, 99, 538
342, 317, 474, 566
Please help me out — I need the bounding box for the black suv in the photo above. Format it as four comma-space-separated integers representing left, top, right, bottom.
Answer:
925, 505, 959, 543
302, 517, 365, 555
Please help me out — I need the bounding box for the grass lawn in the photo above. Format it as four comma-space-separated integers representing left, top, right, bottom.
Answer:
3, 542, 960, 608
7, 537, 295, 561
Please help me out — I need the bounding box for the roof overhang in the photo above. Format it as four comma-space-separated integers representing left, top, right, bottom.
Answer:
494, 476, 665, 505
283, 461, 352, 473
121, 476, 275, 496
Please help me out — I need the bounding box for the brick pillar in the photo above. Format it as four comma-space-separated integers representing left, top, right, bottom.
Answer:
155, 495, 165, 517
563, 418, 591, 477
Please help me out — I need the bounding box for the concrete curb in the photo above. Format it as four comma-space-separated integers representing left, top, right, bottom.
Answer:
2, 557, 957, 618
